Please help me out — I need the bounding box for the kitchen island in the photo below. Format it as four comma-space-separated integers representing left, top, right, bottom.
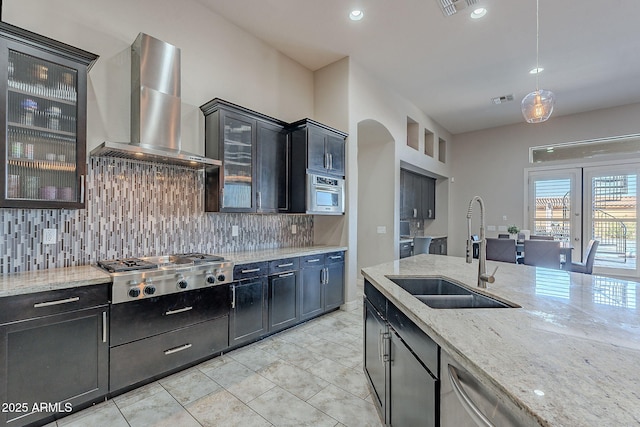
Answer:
361, 254, 640, 426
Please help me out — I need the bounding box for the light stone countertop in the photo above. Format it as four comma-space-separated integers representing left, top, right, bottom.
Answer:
0, 246, 347, 298
361, 254, 640, 427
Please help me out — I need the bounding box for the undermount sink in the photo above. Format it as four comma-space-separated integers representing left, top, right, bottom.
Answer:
387, 277, 518, 309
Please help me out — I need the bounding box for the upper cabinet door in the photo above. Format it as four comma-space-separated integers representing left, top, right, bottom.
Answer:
307, 127, 327, 173
299, 122, 346, 178
221, 110, 256, 212
325, 133, 345, 176
256, 121, 289, 213
0, 23, 97, 209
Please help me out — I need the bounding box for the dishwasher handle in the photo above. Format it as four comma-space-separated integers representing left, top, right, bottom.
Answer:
448, 364, 494, 427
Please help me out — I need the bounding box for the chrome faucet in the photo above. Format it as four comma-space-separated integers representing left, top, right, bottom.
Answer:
466, 196, 497, 288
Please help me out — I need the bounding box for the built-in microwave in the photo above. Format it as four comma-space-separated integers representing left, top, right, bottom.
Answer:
306, 173, 345, 215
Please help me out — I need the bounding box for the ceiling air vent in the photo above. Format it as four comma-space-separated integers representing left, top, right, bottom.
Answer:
438, 0, 479, 17
491, 94, 514, 105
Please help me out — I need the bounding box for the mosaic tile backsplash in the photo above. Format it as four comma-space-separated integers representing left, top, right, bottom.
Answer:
0, 157, 313, 273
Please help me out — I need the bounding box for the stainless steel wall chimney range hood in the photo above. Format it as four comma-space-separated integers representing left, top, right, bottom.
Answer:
91, 33, 220, 169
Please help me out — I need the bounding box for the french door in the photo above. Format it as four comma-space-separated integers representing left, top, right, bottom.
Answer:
584, 166, 638, 277
527, 169, 582, 262
528, 165, 639, 278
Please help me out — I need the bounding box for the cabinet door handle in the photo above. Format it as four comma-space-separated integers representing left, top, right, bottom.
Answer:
413, 208, 417, 218
324, 152, 329, 169
382, 332, 390, 362
328, 153, 333, 170
320, 268, 325, 284
80, 175, 85, 202
278, 272, 294, 278
165, 306, 193, 316
102, 311, 107, 343
448, 364, 494, 427
241, 268, 261, 274
257, 191, 261, 209
324, 267, 329, 284
34, 296, 79, 308
277, 262, 294, 268
164, 343, 192, 355
231, 285, 236, 309
428, 209, 433, 218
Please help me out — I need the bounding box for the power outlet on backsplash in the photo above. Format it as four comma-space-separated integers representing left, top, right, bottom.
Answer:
43, 229, 57, 245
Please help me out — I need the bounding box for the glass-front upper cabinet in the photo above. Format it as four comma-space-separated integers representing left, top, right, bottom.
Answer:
221, 112, 255, 210
0, 23, 98, 208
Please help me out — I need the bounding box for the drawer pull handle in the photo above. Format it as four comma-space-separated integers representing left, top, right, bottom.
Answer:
329, 256, 342, 260
277, 262, 294, 268
164, 343, 192, 355
165, 306, 193, 316
241, 268, 261, 274
34, 296, 80, 308
306, 258, 321, 263
278, 272, 294, 278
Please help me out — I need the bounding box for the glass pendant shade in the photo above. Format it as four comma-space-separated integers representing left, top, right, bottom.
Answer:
521, 89, 555, 123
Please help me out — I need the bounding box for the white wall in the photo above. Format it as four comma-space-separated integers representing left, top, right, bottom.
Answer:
4, 0, 315, 156
449, 102, 640, 257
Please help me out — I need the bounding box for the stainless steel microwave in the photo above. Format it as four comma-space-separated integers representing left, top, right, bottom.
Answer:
306, 173, 345, 215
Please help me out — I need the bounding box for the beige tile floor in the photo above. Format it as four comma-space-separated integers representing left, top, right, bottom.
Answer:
50, 303, 383, 427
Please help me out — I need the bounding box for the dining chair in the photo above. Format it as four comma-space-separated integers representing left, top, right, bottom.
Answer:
486, 238, 517, 263
413, 236, 433, 255
523, 240, 562, 269
570, 240, 599, 274
530, 235, 554, 240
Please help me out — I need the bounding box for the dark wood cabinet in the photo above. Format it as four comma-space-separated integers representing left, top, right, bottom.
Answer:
299, 251, 345, 321
0, 22, 98, 209
290, 119, 347, 178
229, 263, 269, 347
364, 280, 439, 427
429, 237, 448, 255
400, 168, 436, 220
0, 284, 109, 427
268, 270, 299, 333
201, 98, 289, 213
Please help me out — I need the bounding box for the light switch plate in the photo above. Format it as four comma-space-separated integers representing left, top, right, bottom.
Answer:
231, 225, 239, 237
43, 228, 57, 245
377, 226, 387, 234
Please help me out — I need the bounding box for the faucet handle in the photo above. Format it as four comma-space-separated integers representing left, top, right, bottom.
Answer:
487, 266, 499, 283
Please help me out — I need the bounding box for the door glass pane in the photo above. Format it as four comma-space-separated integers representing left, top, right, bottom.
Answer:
591, 174, 636, 270
222, 116, 252, 208
532, 178, 572, 242
6, 50, 78, 202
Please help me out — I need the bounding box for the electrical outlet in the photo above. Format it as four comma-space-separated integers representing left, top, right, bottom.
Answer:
43, 228, 57, 245
231, 225, 239, 237
377, 226, 387, 234
291, 224, 297, 234
503, 215, 508, 221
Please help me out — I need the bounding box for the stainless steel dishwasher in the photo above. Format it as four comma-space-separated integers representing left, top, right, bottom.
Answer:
440, 350, 541, 427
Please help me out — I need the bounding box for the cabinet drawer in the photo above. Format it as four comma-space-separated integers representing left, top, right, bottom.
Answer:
110, 285, 229, 346
325, 251, 345, 264
387, 302, 439, 378
110, 316, 229, 392
364, 280, 386, 318
0, 283, 110, 325
269, 257, 299, 274
300, 253, 326, 267
234, 262, 268, 279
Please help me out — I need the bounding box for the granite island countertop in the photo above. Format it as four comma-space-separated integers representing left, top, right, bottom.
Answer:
361, 254, 640, 426
0, 245, 347, 298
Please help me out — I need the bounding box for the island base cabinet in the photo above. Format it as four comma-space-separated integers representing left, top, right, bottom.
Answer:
389, 328, 437, 427
0, 306, 108, 427
363, 298, 388, 423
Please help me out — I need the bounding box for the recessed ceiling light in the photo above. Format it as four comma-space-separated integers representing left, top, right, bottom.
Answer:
529, 67, 544, 74
470, 8, 487, 19
349, 10, 364, 21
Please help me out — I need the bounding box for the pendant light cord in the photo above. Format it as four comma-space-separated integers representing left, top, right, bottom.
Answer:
535, 0, 540, 92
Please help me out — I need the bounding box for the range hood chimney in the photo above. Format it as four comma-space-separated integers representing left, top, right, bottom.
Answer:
91, 33, 220, 169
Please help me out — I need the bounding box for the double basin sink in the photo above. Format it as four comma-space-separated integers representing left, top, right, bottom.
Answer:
387, 277, 518, 309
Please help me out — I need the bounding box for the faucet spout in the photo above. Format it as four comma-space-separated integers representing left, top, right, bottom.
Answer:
466, 196, 495, 288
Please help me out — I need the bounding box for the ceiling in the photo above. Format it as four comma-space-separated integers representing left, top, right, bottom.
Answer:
196, 0, 640, 135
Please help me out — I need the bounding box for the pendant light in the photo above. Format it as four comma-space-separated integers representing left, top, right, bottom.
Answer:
521, 0, 555, 123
